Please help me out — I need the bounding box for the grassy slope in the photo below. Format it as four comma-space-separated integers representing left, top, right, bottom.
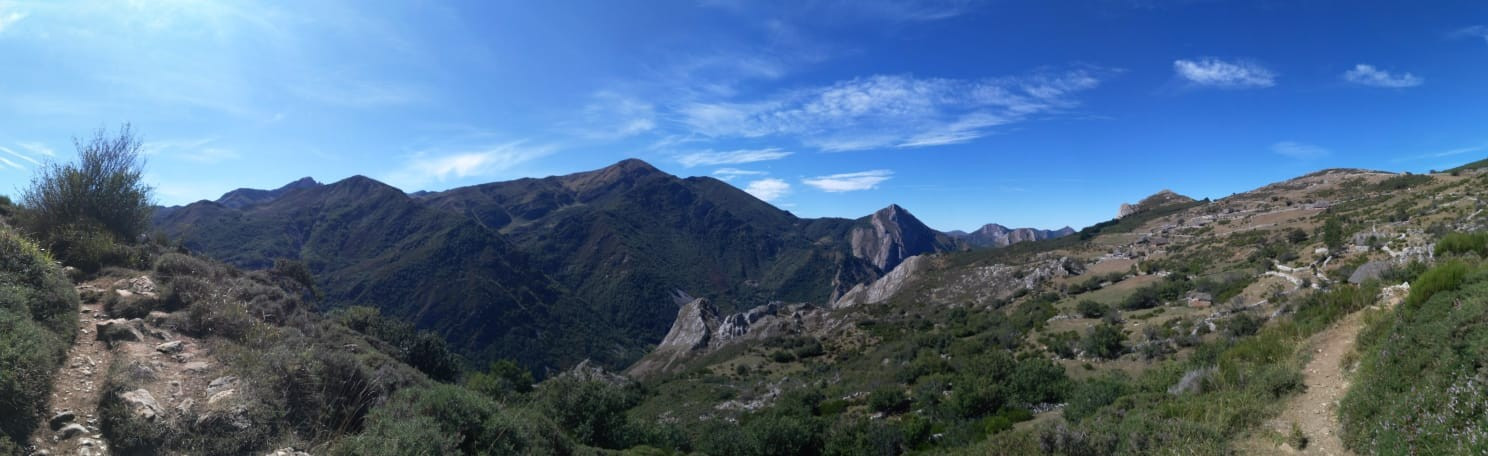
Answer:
0, 225, 79, 451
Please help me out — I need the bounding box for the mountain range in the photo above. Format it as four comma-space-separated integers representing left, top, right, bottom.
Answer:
152, 159, 1062, 371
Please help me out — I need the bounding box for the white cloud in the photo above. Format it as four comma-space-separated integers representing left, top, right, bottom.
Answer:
574, 91, 657, 139
1173, 58, 1275, 89
16, 142, 55, 157
289, 78, 427, 108
713, 168, 766, 181
677, 148, 792, 167
743, 178, 790, 201
386, 141, 556, 189
180, 147, 242, 164
0, 156, 21, 169
1271, 141, 1330, 160
1342, 64, 1423, 88
0, 146, 41, 166
1453, 25, 1488, 44
0, 9, 26, 33
802, 169, 893, 192
677, 69, 1107, 151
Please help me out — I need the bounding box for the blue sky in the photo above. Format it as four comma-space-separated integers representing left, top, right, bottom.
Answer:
2, 1, 1487, 231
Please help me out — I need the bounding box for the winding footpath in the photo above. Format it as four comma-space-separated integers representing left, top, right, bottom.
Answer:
32, 280, 117, 455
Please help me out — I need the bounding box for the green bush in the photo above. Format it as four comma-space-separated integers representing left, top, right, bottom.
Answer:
1082, 323, 1126, 359
867, 387, 908, 414
1340, 264, 1488, 454
17, 125, 154, 271
333, 384, 575, 456
0, 227, 76, 446
1434, 232, 1488, 257
533, 376, 642, 449
1064, 373, 1129, 423
1406, 260, 1469, 308
466, 359, 535, 402
1076, 300, 1108, 319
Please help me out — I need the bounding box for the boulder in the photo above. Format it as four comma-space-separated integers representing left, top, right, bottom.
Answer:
57, 423, 88, 440
1349, 261, 1393, 284
119, 388, 163, 422
207, 376, 239, 397
48, 410, 75, 430
183, 361, 212, 374
96, 319, 143, 343
266, 449, 312, 456
155, 340, 185, 354
146, 311, 172, 327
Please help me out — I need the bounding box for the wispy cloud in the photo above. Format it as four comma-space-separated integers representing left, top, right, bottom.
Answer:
1271, 141, 1330, 160
289, 78, 428, 108
1173, 58, 1275, 89
677, 148, 792, 167
15, 142, 55, 157
0, 146, 41, 166
571, 91, 656, 139
180, 148, 241, 164
713, 168, 767, 181
743, 178, 790, 201
1394, 145, 1484, 162
0, 156, 21, 169
1453, 25, 1488, 44
1342, 64, 1423, 88
701, 0, 983, 24
0, 8, 26, 33
802, 169, 893, 192
385, 141, 556, 189
677, 69, 1108, 151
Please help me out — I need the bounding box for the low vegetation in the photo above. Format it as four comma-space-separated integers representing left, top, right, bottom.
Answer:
0, 226, 79, 451
1341, 259, 1488, 454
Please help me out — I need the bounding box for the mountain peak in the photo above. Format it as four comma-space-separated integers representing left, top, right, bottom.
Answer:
215, 176, 324, 209
1117, 189, 1196, 219
560, 158, 669, 194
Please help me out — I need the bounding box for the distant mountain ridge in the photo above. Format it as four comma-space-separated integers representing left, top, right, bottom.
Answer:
152, 159, 964, 371
947, 223, 1075, 248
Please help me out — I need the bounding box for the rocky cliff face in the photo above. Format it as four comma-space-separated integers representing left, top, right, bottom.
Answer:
951, 223, 1075, 248
625, 298, 826, 378
850, 204, 958, 272
1116, 189, 1196, 219
833, 254, 928, 308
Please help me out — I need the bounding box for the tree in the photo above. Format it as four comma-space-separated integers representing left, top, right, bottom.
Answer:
18, 125, 153, 268
1082, 324, 1126, 360
1322, 217, 1345, 252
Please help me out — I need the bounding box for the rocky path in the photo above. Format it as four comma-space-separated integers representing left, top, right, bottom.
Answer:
30, 275, 227, 456
30, 280, 118, 455
1241, 310, 1367, 456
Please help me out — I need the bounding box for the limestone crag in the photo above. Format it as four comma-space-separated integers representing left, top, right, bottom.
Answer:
850, 204, 957, 272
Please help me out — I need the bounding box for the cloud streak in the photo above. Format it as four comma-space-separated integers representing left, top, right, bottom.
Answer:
713, 168, 767, 181
386, 141, 556, 189
677, 148, 792, 167
1271, 141, 1329, 160
743, 178, 790, 201
802, 169, 893, 192
1342, 64, 1422, 88
677, 69, 1108, 151
1173, 58, 1275, 89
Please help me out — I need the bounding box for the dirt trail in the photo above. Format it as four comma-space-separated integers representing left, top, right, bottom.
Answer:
1247, 311, 1366, 455
30, 280, 117, 455
31, 275, 226, 456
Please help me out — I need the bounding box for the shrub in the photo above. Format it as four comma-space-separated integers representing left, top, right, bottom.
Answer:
1406, 261, 1469, 308
17, 124, 153, 271
466, 359, 535, 402
334, 384, 575, 455
533, 376, 641, 449
1434, 232, 1488, 257
1064, 373, 1129, 423
867, 387, 908, 414
1077, 300, 1109, 319
1082, 323, 1126, 360
0, 227, 76, 446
